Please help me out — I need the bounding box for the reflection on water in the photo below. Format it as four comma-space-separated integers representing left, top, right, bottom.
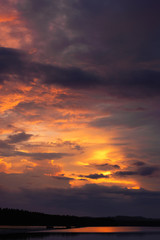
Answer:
1, 227, 160, 240
49, 226, 160, 233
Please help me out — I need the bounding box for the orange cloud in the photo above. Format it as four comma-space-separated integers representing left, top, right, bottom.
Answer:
0, 160, 11, 173
0, 15, 18, 23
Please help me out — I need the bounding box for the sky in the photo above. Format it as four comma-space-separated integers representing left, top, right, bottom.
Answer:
0, 0, 160, 218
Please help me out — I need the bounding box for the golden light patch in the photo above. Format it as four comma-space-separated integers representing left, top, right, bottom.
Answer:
77, 161, 89, 166
70, 175, 138, 188
102, 171, 112, 175
127, 186, 140, 190
93, 150, 108, 161
105, 178, 138, 186
50, 160, 55, 166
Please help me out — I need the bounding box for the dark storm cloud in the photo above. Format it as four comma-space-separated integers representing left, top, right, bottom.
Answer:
51, 139, 84, 152
52, 175, 74, 181
138, 166, 159, 176
105, 70, 160, 98
79, 173, 109, 179
63, 0, 160, 97
0, 131, 68, 160
1, 0, 158, 98
0, 47, 100, 88
18, 0, 61, 38
132, 161, 146, 167
0, 184, 160, 217
93, 163, 120, 171
0, 140, 15, 158
114, 171, 137, 177
90, 110, 160, 129
0, 171, 70, 191
1, 47, 160, 98
0, 47, 31, 81
10, 151, 69, 161
7, 132, 33, 144
0, 47, 31, 80
20, 0, 160, 68
17, 0, 74, 62
0, 140, 14, 151
0, 131, 34, 158
114, 166, 159, 177
42, 65, 100, 89
64, 0, 160, 64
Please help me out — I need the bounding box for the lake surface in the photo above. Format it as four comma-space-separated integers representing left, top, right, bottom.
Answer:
1, 226, 160, 240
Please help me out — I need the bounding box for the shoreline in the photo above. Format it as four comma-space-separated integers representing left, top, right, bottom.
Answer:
0, 226, 160, 238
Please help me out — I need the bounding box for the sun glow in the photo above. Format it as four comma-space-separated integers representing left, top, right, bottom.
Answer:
93, 150, 108, 161
77, 161, 89, 166
127, 186, 140, 190
102, 171, 112, 175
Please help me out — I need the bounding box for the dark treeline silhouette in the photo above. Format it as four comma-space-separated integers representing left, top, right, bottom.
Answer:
0, 208, 160, 227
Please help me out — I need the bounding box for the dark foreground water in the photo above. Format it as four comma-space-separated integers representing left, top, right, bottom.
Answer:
30, 233, 160, 240
1, 227, 160, 240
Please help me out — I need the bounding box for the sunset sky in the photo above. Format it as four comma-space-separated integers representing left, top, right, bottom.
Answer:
0, 0, 160, 217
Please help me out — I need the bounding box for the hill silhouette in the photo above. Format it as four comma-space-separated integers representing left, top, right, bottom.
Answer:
0, 208, 160, 227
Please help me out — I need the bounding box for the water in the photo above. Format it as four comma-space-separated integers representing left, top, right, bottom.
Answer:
49, 226, 160, 233
29, 233, 160, 240
1, 226, 160, 240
